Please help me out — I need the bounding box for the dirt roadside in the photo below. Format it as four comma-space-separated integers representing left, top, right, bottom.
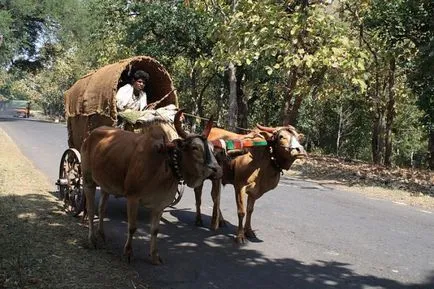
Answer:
288, 155, 434, 211
0, 129, 150, 289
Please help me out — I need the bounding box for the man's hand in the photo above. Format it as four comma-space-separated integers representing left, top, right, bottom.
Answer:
144, 103, 157, 110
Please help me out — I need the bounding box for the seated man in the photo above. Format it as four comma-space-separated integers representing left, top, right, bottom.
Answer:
116, 70, 150, 112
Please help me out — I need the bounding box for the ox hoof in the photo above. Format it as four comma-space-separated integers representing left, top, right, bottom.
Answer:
97, 230, 106, 243
244, 229, 256, 239
123, 248, 133, 263
88, 235, 98, 249
210, 221, 219, 231
126, 254, 133, 264
195, 218, 204, 227
235, 235, 246, 244
150, 255, 163, 265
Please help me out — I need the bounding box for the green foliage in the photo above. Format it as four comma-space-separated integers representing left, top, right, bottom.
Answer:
34, 49, 90, 115
402, 0, 434, 128
126, 1, 215, 62
297, 93, 372, 160
1, 0, 431, 168
81, 0, 131, 66
0, 0, 45, 62
392, 82, 427, 167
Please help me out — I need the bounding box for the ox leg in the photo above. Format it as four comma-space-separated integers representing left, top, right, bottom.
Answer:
97, 191, 110, 242
149, 209, 164, 265
218, 207, 226, 228
235, 187, 246, 244
244, 196, 257, 239
124, 197, 139, 263
210, 180, 225, 230
83, 184, 97, 248
194, 183, 204, 227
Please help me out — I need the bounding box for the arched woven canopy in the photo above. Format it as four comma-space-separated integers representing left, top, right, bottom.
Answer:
64, 56, 178, 149
65, 55, 177, 120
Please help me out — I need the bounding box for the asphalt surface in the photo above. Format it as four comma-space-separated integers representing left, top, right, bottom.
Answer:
1, 115, 433, 289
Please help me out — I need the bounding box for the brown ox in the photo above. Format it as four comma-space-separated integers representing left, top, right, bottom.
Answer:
194, 124, 306, 243
81, 111, 222, 264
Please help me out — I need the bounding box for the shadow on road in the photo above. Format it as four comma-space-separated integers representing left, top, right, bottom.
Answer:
94, 200, 434, 289
0, 116, 23, 122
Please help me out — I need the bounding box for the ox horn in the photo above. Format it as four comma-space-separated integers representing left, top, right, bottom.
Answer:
256, 124, 275, 133
156, 142, 176, 153
202, 115, 214, 138
174, 109, 189, 139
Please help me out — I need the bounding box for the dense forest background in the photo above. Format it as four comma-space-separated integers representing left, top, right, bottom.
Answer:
0, 0, 432, 169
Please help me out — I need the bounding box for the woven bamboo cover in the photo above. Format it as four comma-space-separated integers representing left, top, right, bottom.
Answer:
64, 56, 178, 149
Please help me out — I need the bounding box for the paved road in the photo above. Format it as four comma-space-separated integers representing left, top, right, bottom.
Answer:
1, 116, 433, 289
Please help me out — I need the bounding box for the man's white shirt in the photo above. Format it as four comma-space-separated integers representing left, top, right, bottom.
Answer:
115, 84, 147, 111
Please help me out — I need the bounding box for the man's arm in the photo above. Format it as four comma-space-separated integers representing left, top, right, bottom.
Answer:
115, 84, 133, 111
138, 91, 148, 111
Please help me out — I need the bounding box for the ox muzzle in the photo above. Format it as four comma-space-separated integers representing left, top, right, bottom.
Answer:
287, 136, 306, 158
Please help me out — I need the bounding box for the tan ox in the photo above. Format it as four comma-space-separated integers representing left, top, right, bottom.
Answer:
81, 111, 222, 264
194, 124, 306, 243
193, 128, 259, 229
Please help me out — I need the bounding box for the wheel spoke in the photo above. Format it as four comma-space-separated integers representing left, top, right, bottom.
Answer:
57, 148, 84, 217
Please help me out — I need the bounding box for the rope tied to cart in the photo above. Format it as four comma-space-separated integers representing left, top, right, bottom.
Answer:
182, 112, 253, 133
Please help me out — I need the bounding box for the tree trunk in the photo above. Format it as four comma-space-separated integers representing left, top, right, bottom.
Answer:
336, 103, 343, 156
215, 79, 225, 125
227, 62, 237, 131
282, 68, 299, 126
384, 57, 396, 167
291, 95, 303, 126
190, 66, 199, 132
372, 107, 385, 165
358, 19, 385, 165
236, 66, 247, 132
429, 127, 434, 170
263, 88, 273, 126
226, 0, 238, 131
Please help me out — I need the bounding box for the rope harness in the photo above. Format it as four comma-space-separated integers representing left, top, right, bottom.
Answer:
168, 136, 212, 181
267, 138, 284, 174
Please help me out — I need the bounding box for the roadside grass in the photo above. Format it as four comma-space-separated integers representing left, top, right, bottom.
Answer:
0, 129, 150, 289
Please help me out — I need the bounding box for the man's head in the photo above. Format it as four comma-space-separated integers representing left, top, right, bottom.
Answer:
132, 70, 150, 93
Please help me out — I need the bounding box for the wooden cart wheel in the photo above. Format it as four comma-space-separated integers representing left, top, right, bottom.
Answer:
56, 148, 84, 217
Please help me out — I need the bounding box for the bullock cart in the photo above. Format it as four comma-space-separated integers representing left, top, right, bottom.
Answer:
56, 56, 179, 216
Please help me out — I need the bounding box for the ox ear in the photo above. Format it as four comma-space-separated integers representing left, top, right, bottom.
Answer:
174, 109, 188, 139
202, 115, 214, 138
256, 124, 275, 133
